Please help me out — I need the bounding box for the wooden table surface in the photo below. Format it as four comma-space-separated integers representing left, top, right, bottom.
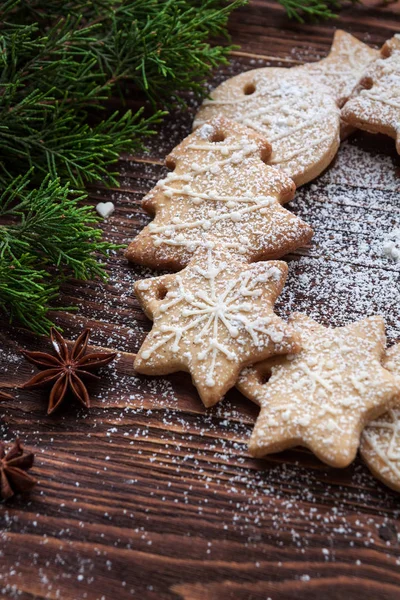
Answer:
1, 2, 400, 599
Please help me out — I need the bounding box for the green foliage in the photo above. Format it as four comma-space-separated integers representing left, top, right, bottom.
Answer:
277, 0, 359, 21
0, 256, 57, 334
0, 173, 113, 278
0, 172, 120, 333
0, 0, 244, 333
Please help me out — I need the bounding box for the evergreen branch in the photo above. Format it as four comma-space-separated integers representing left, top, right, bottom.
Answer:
0, 0, 245, 333
0, 106, 163, 187
1, 1, 245, 108
276, 0, 359, 21
0, 173, 118, 280
0, 173, 121, 332
0, 254, 58, 334
0, 1, 242, 188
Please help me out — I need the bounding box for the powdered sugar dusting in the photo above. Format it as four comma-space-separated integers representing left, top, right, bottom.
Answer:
240, 314, 397, 467
134, 247, 298, 406
1, 49, 400, 600
361, 343, 400, 491
295, 30, 378, 107
382, 229, 400, 263
342, 36, 400, 153
194, 67, 340, 186
275, 138, 400, 342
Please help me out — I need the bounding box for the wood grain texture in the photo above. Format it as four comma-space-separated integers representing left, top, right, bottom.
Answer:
1, 2, 400, 599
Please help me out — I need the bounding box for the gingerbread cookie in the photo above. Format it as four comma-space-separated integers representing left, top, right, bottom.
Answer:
134, 247, 301, 407
361, 343, 400, 492
126, 117, 313, 271
296, 30, 379, 108
342, 35, 400, 154
194, 70, 340, 186
238, 313, 399, 468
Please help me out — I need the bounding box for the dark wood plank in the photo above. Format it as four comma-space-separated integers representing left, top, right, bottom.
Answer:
1, 3, 400, 599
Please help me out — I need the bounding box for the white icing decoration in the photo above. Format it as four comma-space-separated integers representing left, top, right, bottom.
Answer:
269, 134, 333, 165
195, 69, 340, 184
361, 92, 400, 110
142, 250, 284, 387
96, 201, 115, 218
363, 409, 400, 480
198, 123, 215, 139
144, 134, 301, 257
382, 228, 400, 263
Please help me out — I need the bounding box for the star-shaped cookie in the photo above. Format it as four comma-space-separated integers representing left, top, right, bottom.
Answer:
238, 313, 399, 468
342, 35, 400, 155
361, 343, 400, 492
134, 247, 301, 407
194, 72, 340, 186
126, 117, 312, 270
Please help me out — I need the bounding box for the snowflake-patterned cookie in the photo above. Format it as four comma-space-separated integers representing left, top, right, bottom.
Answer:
296, 30, 379, 108
342, 35, 400, 155
361, 343, 400, 492
194, 71, 340, 186
238, 313, 399, 468
126, 117, 312, 271
134, 247, 301, 407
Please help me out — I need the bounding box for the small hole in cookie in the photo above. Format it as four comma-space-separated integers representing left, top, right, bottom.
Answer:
260, 146, 271, 165
361, 77, 374, 90
157, 284, 168, 301
243, 82, 256, 95
258, 368, 272, 385
209, 130, 226, 143
165, 157, 176, 171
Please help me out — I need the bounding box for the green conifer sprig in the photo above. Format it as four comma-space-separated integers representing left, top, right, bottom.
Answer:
278, 0, 359, 21
0, 256, 58, 333
0, 172, 114, 278
0, 0, 244, 333
0, 172, 119, 332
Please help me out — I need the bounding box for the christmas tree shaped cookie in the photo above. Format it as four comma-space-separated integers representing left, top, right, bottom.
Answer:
134, 247, 301, 407
342, 35, 400, 154
361, 343, 400, 492
238, 313, 399, 468
126, 117, 313, 270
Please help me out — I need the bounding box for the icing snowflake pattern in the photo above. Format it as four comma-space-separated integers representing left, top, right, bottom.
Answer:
134, 248, 299, 406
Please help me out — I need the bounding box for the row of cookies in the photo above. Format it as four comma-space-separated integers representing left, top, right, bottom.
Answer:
238, 316, 400, 493
126, 118, 400, 492
132, 242, 400, 492
194, 31, 399, 186
127, 34, 400, 492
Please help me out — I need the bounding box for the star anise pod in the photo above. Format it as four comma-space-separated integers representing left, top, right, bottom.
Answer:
22, 328, 117, 414
0, 439, 36, 500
